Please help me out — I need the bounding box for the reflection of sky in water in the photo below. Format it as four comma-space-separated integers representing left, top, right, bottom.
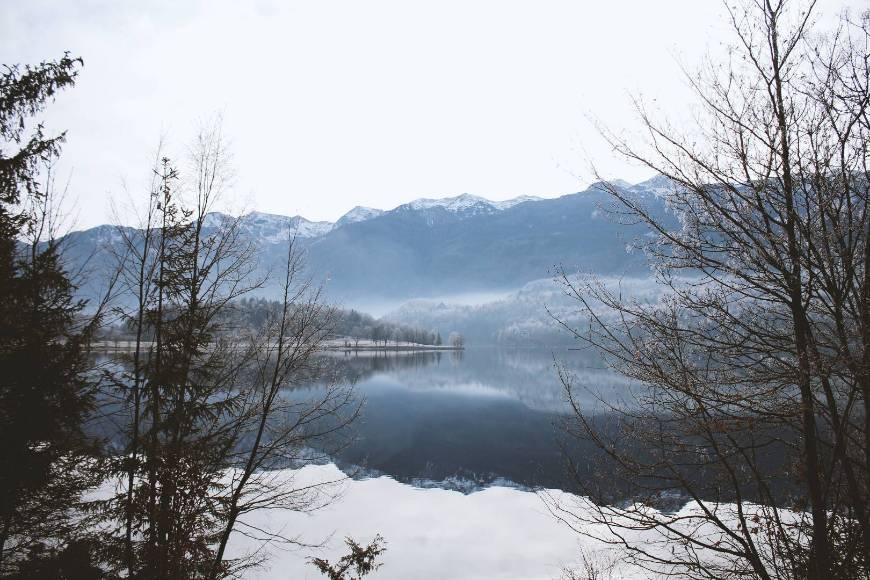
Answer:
362, 376, 515, 400
91, 349, 637, 490
321, 347, 639, 414
306, 348, 638, 490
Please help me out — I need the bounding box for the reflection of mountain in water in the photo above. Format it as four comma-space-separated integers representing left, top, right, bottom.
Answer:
315, 347, 639, 414
91, 348, 797, 500
303, 349, 797, 503
293, 348, 640, 491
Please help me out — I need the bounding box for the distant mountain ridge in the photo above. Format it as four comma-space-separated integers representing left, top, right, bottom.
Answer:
59, 177, 676, 310
195, 191, 550, 242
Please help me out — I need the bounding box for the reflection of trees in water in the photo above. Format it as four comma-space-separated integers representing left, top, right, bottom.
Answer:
94, 351, 806, 499
557, 414, 800, 507
320, 350, 443, 384
310, 348, 639, 414
316, 349, 802, 501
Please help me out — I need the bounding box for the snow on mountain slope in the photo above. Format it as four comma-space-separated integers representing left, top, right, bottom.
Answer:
201, 192, 547, 242
490, 195, 542, 210
630, 174, 677, 197
287, 215, 334, 238
201, 211, 334, 243
399, 193, 494, 214
244, 212, 333, 242
203, 183, 667, 243
397, 193, 543, 216
335, 206, 385, 228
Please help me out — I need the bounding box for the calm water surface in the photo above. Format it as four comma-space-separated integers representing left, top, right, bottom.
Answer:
92, 347, 636, 493
306, 347, 635, 491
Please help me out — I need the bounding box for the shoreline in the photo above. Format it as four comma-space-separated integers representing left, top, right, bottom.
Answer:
90, 340, 464, 353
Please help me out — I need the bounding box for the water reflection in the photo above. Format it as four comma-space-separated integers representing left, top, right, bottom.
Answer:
91, 348, 798, 500
317, 347, 636, 414
301, 347, 636, 490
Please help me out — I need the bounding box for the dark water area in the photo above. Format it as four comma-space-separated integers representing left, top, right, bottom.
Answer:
302, 347, 636, 491
305, 348, 799, 505
91, 346, 632, 492
90, 347, 797, 503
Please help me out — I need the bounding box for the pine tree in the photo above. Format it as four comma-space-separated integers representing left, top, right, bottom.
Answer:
101, 126, 361, 578
0, 54, 104, 576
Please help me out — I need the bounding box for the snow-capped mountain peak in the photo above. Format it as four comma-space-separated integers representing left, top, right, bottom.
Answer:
196, 211, 334, 243
631, 174, 677, 197
490, 195, 542, 210
402, 193, 490, 212
238, 211, 333, 242
398, 193, 542, 216
335, 206, 385, 228
203, 192, 547, 241
201, 211, 233, 229
286, 215, 334, 239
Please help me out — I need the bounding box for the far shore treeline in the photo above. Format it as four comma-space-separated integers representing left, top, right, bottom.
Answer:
95, 298, 454, 349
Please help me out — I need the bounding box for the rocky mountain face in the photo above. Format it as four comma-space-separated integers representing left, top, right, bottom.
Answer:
59, 177, 676, 311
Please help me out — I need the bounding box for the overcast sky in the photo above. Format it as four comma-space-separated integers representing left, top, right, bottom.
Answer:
1, 0, 860, 228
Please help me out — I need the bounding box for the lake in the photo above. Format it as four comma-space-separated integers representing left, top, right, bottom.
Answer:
302, 347, 637, 491
92, 344, 794, 503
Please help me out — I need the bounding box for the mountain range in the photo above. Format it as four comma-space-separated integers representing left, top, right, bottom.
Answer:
60, 176, 676, 313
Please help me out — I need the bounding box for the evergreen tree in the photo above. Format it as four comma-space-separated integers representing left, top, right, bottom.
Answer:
0, 55, 104, 575
310, 535, 386, 580
99, 126, 362, 577
110, 151, 253, 578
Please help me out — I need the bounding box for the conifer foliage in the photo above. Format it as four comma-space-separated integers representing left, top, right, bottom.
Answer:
0, 54, 365, 580
0, 55, 105, 576
99, 123, 358, 579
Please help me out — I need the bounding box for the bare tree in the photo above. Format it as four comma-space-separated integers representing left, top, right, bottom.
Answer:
96, 142, 167, 575
550, 2, 868, 579
108, 122, 266, 578
207, 234, 361, 579
99, 121, 360, 579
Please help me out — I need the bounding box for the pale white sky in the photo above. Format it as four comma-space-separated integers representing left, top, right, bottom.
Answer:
1, 0, 860, 227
